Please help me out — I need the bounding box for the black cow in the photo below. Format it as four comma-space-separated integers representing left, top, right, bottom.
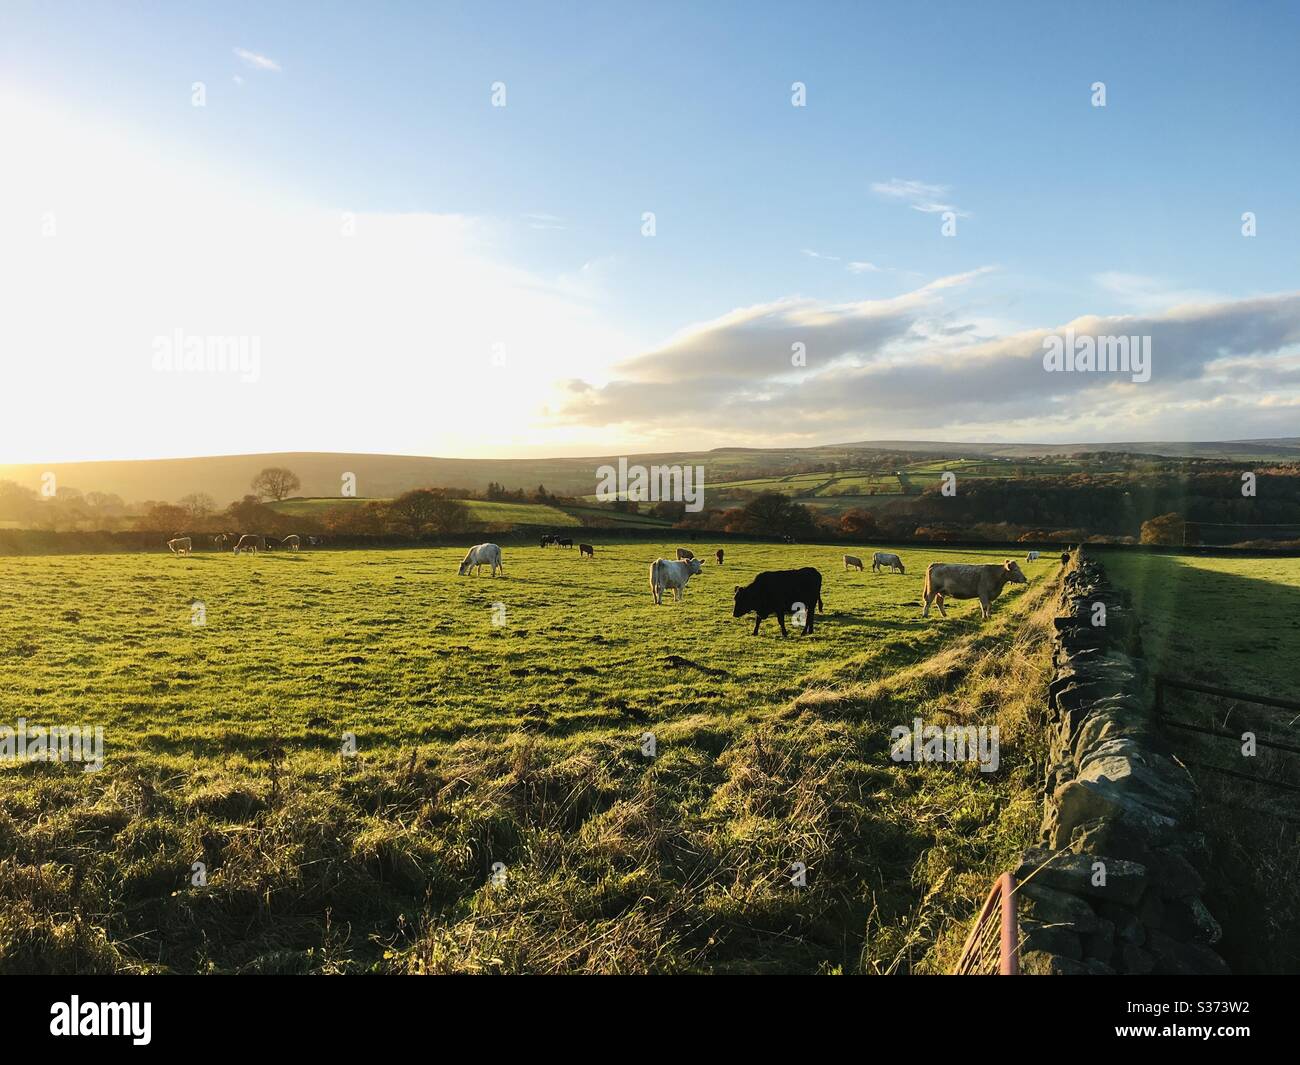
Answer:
715, 548, 724, 565
540, 534, 555, 548
557, 538, 574, 548
733, 567, 824, 636
579, 543, 594, 558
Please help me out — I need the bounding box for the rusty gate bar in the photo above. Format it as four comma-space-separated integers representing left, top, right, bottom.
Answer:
1155, 675, 1300, 714
1158, 718, 1300, 756
954, 872, 1018, 975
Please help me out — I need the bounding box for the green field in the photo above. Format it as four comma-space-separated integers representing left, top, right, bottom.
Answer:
269, 497, 673, 529
1105, 551, 1300, 973
1105, 553, 1300, 693
269, 496, 586, 528
699, 456, 1127, 511
0, 542, 1062, 973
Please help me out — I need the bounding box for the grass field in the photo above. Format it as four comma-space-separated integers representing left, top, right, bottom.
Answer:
268, 497, 586, 528
698, 456, 1130, 510
1105, 553, 1300, 693
0, 542, 1062, 973
1105, 552, 1300, 973
268, 497, 674, 529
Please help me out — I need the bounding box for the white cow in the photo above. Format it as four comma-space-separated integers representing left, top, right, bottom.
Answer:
872, 551, 905, 574
923, 560, 1027, 620
1025, 550, 1040, 561
282, 534, 301, 551
458, 543, 503, 576
167, 537, 192, 556
650, 557, 704, 604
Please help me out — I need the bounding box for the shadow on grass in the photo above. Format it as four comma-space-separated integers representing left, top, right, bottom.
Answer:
1107, 554, 1300, 974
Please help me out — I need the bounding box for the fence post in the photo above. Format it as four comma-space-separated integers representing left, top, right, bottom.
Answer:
999, 873, 1018, 975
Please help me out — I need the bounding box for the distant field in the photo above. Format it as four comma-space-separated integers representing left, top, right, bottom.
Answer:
0, 542, 1061, 973
1105, 551, 1300, 974
270, 497, 595, 529
1105, 553, 1300, 692
4, 441, 1294, 505
702, 456, 1120, 509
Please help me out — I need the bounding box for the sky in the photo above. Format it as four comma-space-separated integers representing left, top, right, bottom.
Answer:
1, 0, 1298, 463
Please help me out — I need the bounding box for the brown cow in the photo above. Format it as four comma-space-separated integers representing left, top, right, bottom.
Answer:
715, 548, 724, 565
922, 559, 1027, 619
676, 548, 695, 561
579, 543, 594, 558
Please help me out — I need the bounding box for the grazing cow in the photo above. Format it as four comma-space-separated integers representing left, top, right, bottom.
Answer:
1025, 550, 1040, 562
871, 551, 905, 574
782, 535, 794, 544
579, 543, 594, 558
540, 534, 556, 548
715, 549, 724, 565
649, 557, 704, 604
282, 534, 301, 551
676, 548, 695, 561
167, 536, 192, 556
234, 534, 266, 554
922, 559, 1027, 620
458, 543, 503, 577
211, 533, 228, 551
557, 538, 574, 549
844, 554, 864, 571
733, 568, 824, 637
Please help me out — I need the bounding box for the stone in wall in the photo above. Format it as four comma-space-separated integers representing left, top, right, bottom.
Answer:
1016, 552, 1228, 976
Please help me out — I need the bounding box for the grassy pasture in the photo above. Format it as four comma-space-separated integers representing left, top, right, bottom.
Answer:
0, 542, 1061, 973
268, 496, 586, 528
1105, 552, 1300, 973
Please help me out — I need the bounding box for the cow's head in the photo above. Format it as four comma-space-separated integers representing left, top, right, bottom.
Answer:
688, 558, 704, 576
732, 584, 752, 617
1003, 559, 1028, 584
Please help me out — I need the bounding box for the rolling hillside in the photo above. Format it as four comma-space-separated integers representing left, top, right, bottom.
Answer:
3, 438, 1296, 507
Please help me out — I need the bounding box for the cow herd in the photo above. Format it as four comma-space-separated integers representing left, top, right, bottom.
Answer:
166, 533, 317, 555
453, 540, 1047, 636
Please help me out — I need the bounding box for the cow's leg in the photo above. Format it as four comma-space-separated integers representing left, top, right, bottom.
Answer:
980, 595, 991, 619
922, 591, 931, 616
752, 614, 761, 636
936, 594, 946, 617
776, 612, 787, 638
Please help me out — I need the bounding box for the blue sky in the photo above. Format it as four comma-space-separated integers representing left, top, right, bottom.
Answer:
2, 1, 1298, 461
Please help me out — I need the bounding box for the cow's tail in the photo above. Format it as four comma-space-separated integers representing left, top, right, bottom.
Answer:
922, 564, 933, 599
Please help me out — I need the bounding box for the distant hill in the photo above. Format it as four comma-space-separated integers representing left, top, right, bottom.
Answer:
2, 438, 1296, 506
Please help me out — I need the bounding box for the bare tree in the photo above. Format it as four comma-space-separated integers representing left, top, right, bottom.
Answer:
386, 489, 469, 535
251, 468, 301, 502
178, 492, 217, 521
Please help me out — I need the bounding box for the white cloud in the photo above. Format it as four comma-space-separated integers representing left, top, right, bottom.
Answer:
234, 47, 282, 72
523, 212, 566, 230
1093, 272, 1223, 313
554, 264, 1300, 446
871, 177, 968, 217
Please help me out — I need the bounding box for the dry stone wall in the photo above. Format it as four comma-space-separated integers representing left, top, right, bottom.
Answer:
1017, 552, 1229, 975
